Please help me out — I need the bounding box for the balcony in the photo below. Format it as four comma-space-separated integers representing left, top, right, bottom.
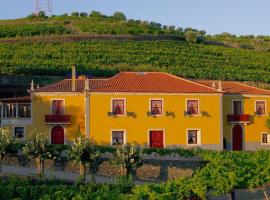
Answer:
227, 114, 250, 124
45, 115, 71, 124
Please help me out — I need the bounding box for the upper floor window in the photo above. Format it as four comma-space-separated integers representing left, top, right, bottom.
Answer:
256, 101, 265, 115
150, 99, 163, 115
187, 100, 199, 115
18, 103, 31, 118
52, 100, 64, 115
112, 99, 125, 115
262, 133, 270, 144
233, 100, 242, 115
3, 103, 16, 118
3, 103, 31, 119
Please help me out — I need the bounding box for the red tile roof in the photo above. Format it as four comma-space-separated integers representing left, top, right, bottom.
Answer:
33, 79, 107, 92
0, 96, 31, 103
33, 72, 220, 93
196, 80, 270, 95
91, 72, 220, 93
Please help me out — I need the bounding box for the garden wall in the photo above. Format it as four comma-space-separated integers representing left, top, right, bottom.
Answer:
3, 153, 207, 182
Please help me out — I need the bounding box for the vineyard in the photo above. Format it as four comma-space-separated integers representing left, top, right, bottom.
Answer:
1, 40, 270, 82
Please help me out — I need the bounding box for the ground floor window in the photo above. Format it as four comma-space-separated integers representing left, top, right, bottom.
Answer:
112, 131, 125, 145
187, 129, 200, 145
14, 127, 25, 138
262, 133, 270, 144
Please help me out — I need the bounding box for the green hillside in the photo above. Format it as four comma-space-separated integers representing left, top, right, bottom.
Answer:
1, 12, 270, 83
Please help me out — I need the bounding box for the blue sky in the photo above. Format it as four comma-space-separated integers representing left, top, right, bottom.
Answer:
0, 0, 269, 35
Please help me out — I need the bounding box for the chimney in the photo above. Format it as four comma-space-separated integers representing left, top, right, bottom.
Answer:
84, 78, 89, 91
72, 65, 76, 91
30, 80, 34, 91
211, 82, 216, 88
218, 80, 223, 92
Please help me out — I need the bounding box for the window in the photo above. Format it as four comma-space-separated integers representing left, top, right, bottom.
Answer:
187, 129, 200, 145
18, 103, 31, 118
233, 101, 242, 115
3, 103, 16, 118
262, 133, 270, 144
112, 131, 124, 145
112, 99, 125, 115
151, 100, 163, 115
52, 100, 64, 115
14, 127, 24, 138
256, 101, 265, 115
187, 100, 199, 115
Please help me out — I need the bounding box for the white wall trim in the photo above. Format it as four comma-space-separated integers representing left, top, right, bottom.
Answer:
110, 98, 126, 116
185, 98, 200, 116
254, 100, 267, 116
110, 129, 127, 145
149, 98, 164, 116
186, 128, 201, 146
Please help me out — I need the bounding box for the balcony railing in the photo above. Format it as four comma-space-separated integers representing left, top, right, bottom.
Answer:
227, 114, 250, 123
45, 115, 71, 124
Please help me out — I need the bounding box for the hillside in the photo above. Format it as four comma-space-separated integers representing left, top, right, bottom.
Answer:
1, 12, 270, 83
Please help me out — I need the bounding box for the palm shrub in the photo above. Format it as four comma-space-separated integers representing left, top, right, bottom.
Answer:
111, 143, 144, 179
68, 136, 100, 183
0, 128, 17, 174
22, 131, 52, 177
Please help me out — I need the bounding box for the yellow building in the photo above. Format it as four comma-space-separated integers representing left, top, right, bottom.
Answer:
1, 68, 270, 151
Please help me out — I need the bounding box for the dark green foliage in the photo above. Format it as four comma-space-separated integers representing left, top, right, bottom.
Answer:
112, 12, 127, 21
71, 12, 79, 17
0, 23, 70, 38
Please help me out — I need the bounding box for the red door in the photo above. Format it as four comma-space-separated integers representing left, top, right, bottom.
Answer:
51, 126, 64, 144
232, 125, 243, 151
150, 131, 164, 148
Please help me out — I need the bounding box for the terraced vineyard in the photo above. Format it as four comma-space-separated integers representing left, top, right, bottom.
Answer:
1, 40, 270, 82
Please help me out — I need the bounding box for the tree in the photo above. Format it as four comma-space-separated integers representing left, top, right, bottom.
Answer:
68, 136, 100, 183
71, 12, 79, 17
184, 31, 198, 43
111, 144, 143, 179
80, 12, 88, 18
112, 12, 127, 21
23, 131, 52, 177
0, 128, 17, 174
89, 10, 103, 18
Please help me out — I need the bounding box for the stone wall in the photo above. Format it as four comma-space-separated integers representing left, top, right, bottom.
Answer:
3, 154, 207, 182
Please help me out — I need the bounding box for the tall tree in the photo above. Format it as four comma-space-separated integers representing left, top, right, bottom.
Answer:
23, 131, 52, 177
0, 128, 17, 174
68, 136, 100, 183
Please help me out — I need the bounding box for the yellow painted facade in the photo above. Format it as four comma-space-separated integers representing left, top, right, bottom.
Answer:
1, 72, 270, 151
89, 93, 222, 149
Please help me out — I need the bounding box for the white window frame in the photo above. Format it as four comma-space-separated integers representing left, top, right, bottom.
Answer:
232, 99, 243, 114
148, 129, 166, 148
186, 128, 201, 146
50, 99, 65, 115
111, 98, 126, 116
255, 100, 266, 116
111, 129, 126, 145
185, 99, 200, 116
149, 98, 164, 116
261, 132, 270, 145
13, 126, 26, 139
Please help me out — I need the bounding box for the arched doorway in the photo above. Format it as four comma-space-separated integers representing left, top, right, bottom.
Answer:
51, 126, 64, 144
232, 125, 243, 151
